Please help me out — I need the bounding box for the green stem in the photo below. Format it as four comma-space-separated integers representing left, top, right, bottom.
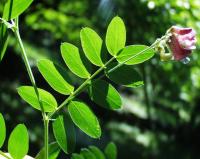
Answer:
13, 20, 45, 115
44, 118, 49, 159
48, 56, 116, 118
0, 151, 12, 159
13, 19, 49, 159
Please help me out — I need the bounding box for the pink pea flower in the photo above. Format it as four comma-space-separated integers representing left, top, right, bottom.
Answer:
168, 26, 196, 61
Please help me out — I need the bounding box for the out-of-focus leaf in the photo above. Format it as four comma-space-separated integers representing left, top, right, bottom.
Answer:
0, 113, 6, 148
71, 153, 84, 159
35, 142, 60, 159
8, 124, 29, 159
37, 59, 74, 95
106, 16, 126, 56
80, 27, 104, 66
61, 42, 91, 78
89, 80, 122, 110
89, 146, 105, 159
104, 142, 117, 159
3, 0, 33, 20
80, 148, 96, 159
53, 113, 76, 154
17, 86, 57, 112
106, 62, 144, 88
68, 100, 101, 138
117, 45, 155, 65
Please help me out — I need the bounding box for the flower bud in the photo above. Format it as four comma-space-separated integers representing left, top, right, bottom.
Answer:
167, 26, 196, 60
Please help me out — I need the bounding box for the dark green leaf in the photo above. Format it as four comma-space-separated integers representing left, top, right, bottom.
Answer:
3, 0, 33, 20
35, 142, 60, 159
106, 62, 144, 88
89, 146, 105, 159
81, 148, 96, 159
80, 27, 104, 66
0, 113, 6, 148
117, 45, 155, 65
37, 59, 74, 95
89, 80, 122, 110
53, 113, 76, 154
104, 142, 117, 159
68, 100, 101, 138
17, 86, 57, 112
106, 16, 126, 56
61, 42, 91, 78
8, 124, 29, 159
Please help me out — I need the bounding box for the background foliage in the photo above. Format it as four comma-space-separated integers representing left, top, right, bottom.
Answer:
0, 0, 200, 158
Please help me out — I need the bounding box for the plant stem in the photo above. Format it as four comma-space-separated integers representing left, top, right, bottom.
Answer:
0, 151, 12, 159
44, 118, 49, 159
48, 56, 116, 118
13, 19, 49, 159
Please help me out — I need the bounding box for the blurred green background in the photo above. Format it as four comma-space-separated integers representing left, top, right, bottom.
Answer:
0, 0, 200, 158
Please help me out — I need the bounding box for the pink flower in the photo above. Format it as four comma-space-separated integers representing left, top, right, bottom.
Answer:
168, 26, 196, 60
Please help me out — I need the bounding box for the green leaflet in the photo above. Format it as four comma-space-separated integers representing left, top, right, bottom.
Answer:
0, 24, 9, 62
61, 42, 91, 78
3, 0, 33, 20
17, 86, 57, 112
70, 142, 117, 159
71, 153, 84, 159
104, 142, 117, 159
37, 59, 74, 95
68, 100, 101, 138
53, 113, 76, 154
8, 124, 29, 159
80, 27, 104, 66
0, 113, 6, 148
89, 80, 122, 110
117, 45, 155, 65
106, 16, 126, 56
106, 62, 144, 88
89, 146, 105, 159
81, 148, 96, 159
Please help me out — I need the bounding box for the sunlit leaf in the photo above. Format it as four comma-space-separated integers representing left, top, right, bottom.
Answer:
89, 80, 122, 110
17, 86, 57, 112
8, 124, 29, 159
106, 62, 144, 88
80, 27, 104, 66
106, 16, 126, 56
53, 113, 76, 154
35, 142, 60, 159
0, 113, 6, 148
68, 100, 101, 138
37, 59, 74, 95
104, 142, 117, 159
89, 146, 105, 159
3, 0, 33, 20
61, 42, 91, 78
117, 45, 155, 65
